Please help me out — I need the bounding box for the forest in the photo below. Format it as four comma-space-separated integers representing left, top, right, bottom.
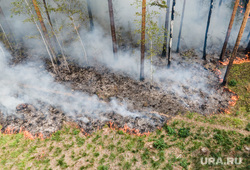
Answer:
0, 0, 249, 169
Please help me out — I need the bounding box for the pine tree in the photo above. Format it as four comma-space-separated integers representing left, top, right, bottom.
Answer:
87, 0, 94, 31
219, 0, 240, 61
203, 0, 214, 60
108, 0, 118, 58
247, 40, 250, 52
222, 1, 250, 85
140, 0, 146, 81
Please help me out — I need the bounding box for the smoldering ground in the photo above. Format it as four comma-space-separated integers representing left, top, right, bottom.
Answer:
0, 43, 168, 136
0, 0, 246, 135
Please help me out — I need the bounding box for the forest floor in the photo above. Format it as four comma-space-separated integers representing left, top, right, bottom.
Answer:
0, 61, 249, 169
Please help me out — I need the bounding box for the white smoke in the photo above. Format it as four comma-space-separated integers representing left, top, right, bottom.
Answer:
0, 43, 142, 120
0, 0, 247, 115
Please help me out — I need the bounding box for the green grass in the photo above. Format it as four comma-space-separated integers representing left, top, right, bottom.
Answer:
0, 121, 248, 169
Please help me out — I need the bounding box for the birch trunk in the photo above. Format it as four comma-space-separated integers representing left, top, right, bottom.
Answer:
0, 5, 16, 44
71, 16, 88, 64
24, 0, 57, 73
168, 0, 175, 67
0, 23, 13, 50
32, 0, 57, 63
176, 0, 186, 53
161, 0, 170, 57
42, 0, 70, 71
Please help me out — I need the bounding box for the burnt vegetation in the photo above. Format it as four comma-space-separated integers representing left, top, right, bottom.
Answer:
0, 0, 249, 169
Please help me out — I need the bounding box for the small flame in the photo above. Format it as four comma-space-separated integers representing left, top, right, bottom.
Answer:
229, 95, 239, 107
220, 54, 250, 66
80, 128, 89, 136
221, 109, 231, 114
2, 126, 44, 140
221, 87, 239, 114
109, 122, 150, 136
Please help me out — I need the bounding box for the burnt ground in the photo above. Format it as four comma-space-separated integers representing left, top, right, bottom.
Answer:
0, 49, 242, 137
0, 103, 168, 137
50, 50, 234, 115
54, 65, 186, 115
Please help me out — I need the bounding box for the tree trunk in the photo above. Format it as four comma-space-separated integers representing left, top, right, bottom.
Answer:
176, 0, 186, 53
168, 0, 175, 67
246, 32, 250, 43
150, 39, 153, 81
0, 23, 13, 50
108, 0, 118, 58
161, 0, 170, 57
42, 0, 53, 28
0, 5, 16, 45
247, 40, 250, 53
71, 16, 88, 63
203, 0, 214, 60
24, 0, 57, 73
42, 0, 61, 53
222, 1, 250, 86
140, 0, 146, 81
219, 0, 240, 61
87, 0, 94, 31
32, 0, 57, 63
219, 0, 223, 7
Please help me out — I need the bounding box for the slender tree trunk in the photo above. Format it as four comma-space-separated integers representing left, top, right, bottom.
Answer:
71, 16, 88, 63
108, 0, 118, 58
219, 0, 240, 61
140, 0, 146, 81
42, 0, 61, 53
41, 0, 69, 71
150, 40, 153, 81
24, 0, 57, 73
219, 0, 223, 7
176, 0, 186, 53
0, 5, 16, 45
247, 40, 250, 52
65, 1, 88, 64
161, 0, 170, 57
168, 0, 175, 67
222, 1, 250, 86
42, 0, 53, 28
203, 0, 214, 60
246, 32, 250, 43
87, 0, 94, 31
32, 0, 57, 63
0, 23, 13, 50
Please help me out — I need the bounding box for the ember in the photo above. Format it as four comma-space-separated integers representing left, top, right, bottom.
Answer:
219, 54, 250, 66
109, 122, 151, 136
2, 126, 44, 140
229, 95, 239, 107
